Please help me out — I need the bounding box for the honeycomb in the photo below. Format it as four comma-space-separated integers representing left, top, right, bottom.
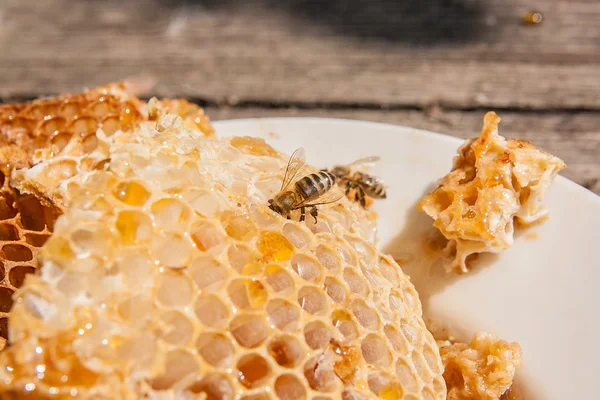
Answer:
438, 333, 522, 400
0, 116, 445, 399
0, 85, 215, 350
418, 112, 566, 273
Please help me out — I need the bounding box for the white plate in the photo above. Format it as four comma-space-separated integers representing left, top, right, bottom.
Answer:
214, 118, 600, 399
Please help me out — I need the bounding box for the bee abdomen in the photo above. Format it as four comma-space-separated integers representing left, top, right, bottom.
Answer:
296, 171, 335, 201
366, 183, 386, 198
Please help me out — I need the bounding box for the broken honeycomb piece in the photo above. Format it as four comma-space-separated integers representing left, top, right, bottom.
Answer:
0, 120, 445, 399
418, 112, 565, 273
0, 84, 215, 350
438, 332, 522, 400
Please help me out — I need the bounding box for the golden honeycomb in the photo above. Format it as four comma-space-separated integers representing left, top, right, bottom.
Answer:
438, 333, 522, 400
0, 84, 215, 350
419, 112, 565, 273
0, 116, 445, 399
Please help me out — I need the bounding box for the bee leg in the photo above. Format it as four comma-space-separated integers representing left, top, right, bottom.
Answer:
357, 185, 367, 208
299, 207, 306, 222
310, 206, 319, 224
344, 183, 352, 196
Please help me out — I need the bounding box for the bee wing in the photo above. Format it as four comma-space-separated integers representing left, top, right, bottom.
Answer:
295, 185, 345, 208
281, 148, 307, 191
345, 155, 381, 169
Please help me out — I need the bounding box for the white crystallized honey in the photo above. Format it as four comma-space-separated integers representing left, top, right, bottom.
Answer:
0, 87, 446, 399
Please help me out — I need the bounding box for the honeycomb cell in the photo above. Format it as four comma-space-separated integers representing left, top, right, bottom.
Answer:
228, 244, 261, 275
118, 294, 153, 325
343, 268, 369, 297
0, 262, 4, 281
160, 310, 194, 346
351, 299, 380, 330
115, 250, 152, 290
82, 133, 98, 153
50, 131, 72, 152
2, 244, 33, 262
384, 325, 409, 354
59, 100, 82, 119
0, 223, 19, 241
400, 320, 424, 349
221, 211, 257, 241
194, 294, 230, 328
267, 299, 300, 331
25, 233, 50, 247
332, 310, 358, 341
304, 356, 338, 393
38, 116, 66, 136
303, 321, 331, 350
189, 256, 228, 292
189, 373, 234, 400
250, 206, 280, 229
331, 340, 361, 383
184, 189, 220, 218
379, 257, 400, 286
315, 245, 340, 272
152, 232, 193, 267
156, 270, 193, 307
395, 358, 419, 394
0, 287, 14, 312
228, 279, 268, 310
113, 180, 151, 207
38, 159, 79, 189
274, 374, 307, 400
0, 193, 17, 220
264, 265, 295, 295
412, 350, 431, 384
423, 343, 441, 374
324, 276, 347, 305
345, 235, 377, 265
422, 388, 436, 400
115, 210, 153, 244
361, 334, 392, 368
379, 382, 404, 399
257, 230, 295, 263
230, 314, 270, 348
150, 349, 199, 390
196, 333, 234, 368
298, 286, 328, 315
282, 223, 310, 249
69, 116, 98, 136
335, 242, 356, 265
237, 353, 271, 388
101, 115, 120, 136
291, 254, 323, 283
151, 198, 192, 232
268, 335, 304, 368
70, 225, 114, 259
8, 266, 36, 288
191, 221, 225, 252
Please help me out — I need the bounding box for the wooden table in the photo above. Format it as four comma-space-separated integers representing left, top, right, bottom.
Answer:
1, 0, 599, 194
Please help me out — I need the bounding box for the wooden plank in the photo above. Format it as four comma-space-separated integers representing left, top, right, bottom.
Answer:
205, 107, 600, 195
1, 0, 599, 109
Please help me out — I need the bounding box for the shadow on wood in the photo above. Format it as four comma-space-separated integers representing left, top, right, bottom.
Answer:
166, 0, 490, 45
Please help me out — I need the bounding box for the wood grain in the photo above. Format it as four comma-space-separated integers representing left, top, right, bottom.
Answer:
206, 107, 600, 195
1, 0, 599, 109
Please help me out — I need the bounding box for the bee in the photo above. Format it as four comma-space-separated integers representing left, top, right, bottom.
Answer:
268, 148, 343, 223
327, 156, 386, 207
